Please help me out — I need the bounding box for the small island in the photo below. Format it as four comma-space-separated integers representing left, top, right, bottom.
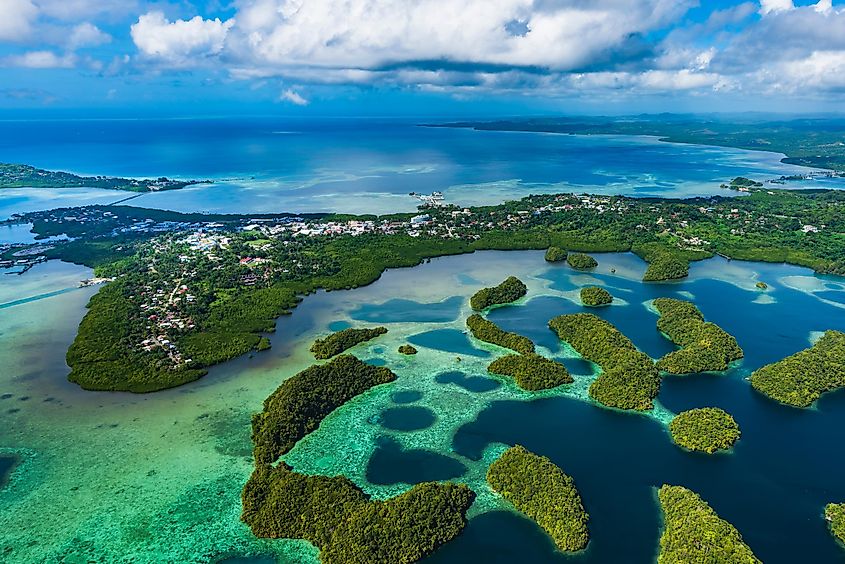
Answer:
251, 355, 396, 464
580, 286, 612, 307
467, 314, 535, 355
470, 276, 528, 311
756, 281, 768, 290
0, 162, 211, 192
398, 344, 418, 355
750, 330, 845, 407
653, 298, 743, 374
549, 313, 660, 411
310, 326, 388, 359
544, 246, 568, 262
567, 253, 598, 270
487, 446, 589, 552
657, 485, 760, 563
488, 353, 572, 391
825, 503, 845, 545
669, 408, 741, 454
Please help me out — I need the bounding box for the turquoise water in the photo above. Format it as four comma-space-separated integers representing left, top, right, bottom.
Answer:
2, 118, 844, 218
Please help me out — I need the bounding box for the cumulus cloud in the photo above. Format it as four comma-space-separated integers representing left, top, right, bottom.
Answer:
2, 50, 76, 68
759, 0, 794, 15
279, 88, 308, 105
0, 0, 38, 41
67, 22, 111, 49
130, 12, 234, 66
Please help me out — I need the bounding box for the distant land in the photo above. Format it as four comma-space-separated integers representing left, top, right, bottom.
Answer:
431, 116, 845, 172
0, 163, 211, 193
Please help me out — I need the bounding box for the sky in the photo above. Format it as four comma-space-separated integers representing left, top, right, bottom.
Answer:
0, 0, 844, 117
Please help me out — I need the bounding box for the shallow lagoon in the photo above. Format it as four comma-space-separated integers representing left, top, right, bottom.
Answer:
1, 251, 845, 562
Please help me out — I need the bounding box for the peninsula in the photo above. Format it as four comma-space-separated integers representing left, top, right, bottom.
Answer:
0, 163, 211, 192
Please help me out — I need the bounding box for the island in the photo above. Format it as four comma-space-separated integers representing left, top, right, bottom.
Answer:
544, 246, 567, 262
668, 408, 741, 454
749, 330, 845, 407
549, 313, 660, 410
580, 286, 612, 307
466, 314, 535, 355
722, 177, 764, 192
635, 242, 705, 282
826, 503, 845, 545
0, 162, 211, 192
251, 355, 396, 464
470, 276, 528, 311
487, 353, 572, 391
486, 445, 589, 552
657, 485, 760, 563
310, 326, 388, 359
567, 253, 598, 270
398, 344, 418, 355
756, 281, 768, 290
653, 298, 744, 374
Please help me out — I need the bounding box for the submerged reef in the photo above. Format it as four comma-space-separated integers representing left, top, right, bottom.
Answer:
669, 408, 741, 454
486, 446, 589, 552
549, 313, 660, 411
653, 298, 743, 374
470, 276, 528, 311
310, 327, 388, 359
657, 485, 760, 563
750, 330, 845, 407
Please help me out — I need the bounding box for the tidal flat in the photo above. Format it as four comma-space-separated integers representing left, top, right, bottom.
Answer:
1, 251, 845, 563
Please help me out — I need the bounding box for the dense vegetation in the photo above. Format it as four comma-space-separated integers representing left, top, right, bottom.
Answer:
251, 355, 396, 464
549, 313, 660, 410
310, 326, 388, 359
634, 242, 709, 282
545, 246, 567, 262
0, 162, 208, 192
653, 298, 743, 374
242, 464, 475, 563
487, 446, 589, 552
750, 330, 845, 407
669, 408, 741, 454
657, 485, 761, 563
826, 503, 845, 545
399, 344, 418, 355
467, 314, 535, 355
580, 286, 612, 307
487, 353, 572, 391
470, 276, 528, 310
567, 253, 598, 270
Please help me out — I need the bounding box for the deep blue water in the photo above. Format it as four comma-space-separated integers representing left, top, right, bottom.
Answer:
0, 455, 18, 489
2, 117, 842, 218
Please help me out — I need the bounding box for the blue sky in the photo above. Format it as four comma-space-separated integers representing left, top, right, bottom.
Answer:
1, 0, 844, 116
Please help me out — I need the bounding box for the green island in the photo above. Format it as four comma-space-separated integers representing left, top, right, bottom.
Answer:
470, 276, 528, 311
668, 408, 741, 454
250, 355, 396, 464
567, 252, 598, 270
11, 179, 845, 393
635, 241, 708, 282
653, 298, 744, 374
549, 313, 660, 410
756, 281, 768, 290
466, 314, 535, 355
580, 286, 612, 307
825, 503, 845, 545
310, 326, 388, 359
750, 330, 845, 407
0, 162, 210, 192
486, 445, 589, 552
487, 353, 572, 391
657, 485, 761, 563
544, 246, 567, 262
398, 344, 418, 355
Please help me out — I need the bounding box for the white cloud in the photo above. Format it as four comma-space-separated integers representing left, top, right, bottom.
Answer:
67, 22, 111, 49
3, 50, 76, 68
131, 12, 234, 66
759, 0, 794, 15
0, 0, 38, 41
279, 88, 307, 105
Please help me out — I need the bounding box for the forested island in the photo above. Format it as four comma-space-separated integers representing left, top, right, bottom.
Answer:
826, 503, 845, 545
486, 446, 589, 552
398, 344, 418, 355
549, 313, 660, 410
544, 246, 567, 262
580, 286, 612, 307
653, 298, 743, 374
567, 253, 597, 270
466, 314, 535, 355
750, 330, 845, 407
657, 485, 760, 563
668, 408, 741, 454
0, 163, 210, 192
310, 327, 387, 359
470, 276, 527, 311
487, 353, 572, 391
